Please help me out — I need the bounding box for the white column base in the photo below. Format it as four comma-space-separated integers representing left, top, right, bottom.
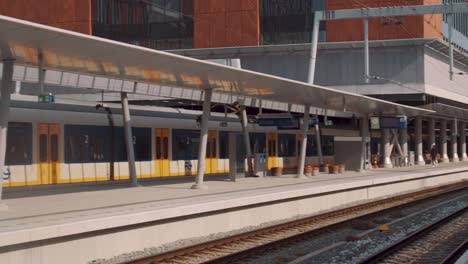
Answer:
191, 183, 208, 190
452, 154, 460, 162
296, 174, 308, 179
416, 157, 425, 165
441, 155, 450, 163
461, 154, 468, 162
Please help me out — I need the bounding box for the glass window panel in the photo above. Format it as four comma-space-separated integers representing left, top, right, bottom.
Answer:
278, 134, 296, 157
163, 137, 169, 159
156, 137, 162, 159
51, 135, 59, 162
5, 122, 33, 165
40, 135, 47, 162
172, 129, 199, 160
219, 131, 229, 159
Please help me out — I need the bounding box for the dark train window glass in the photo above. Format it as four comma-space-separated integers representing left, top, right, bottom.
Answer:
206, 141, 211, 158
212, 138, 217, 158
114, 127, 152, 162
51, 135, 58, 162
249, 133, 266, 154
39, 135, 47, 162
278, 134, 296, 157
306, 135, 317, 156
322, 136, 335, 156
163, 137, 168, 159
92, 0, 194, 50
260, 0, 326, 45
5, 122, 33, 165
172, 129, 199, 160
65, 125, 111, 163
156, 137, 162, 159
219, 131, 229, 159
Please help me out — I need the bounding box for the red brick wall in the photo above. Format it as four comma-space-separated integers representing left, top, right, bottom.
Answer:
326, 0, 442, 42
0, 0, 92, 35
193, 0, 260, 48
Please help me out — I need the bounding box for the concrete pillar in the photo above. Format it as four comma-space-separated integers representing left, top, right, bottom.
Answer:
0, 61, 14, 207
400, 127, 408, 166
297, 105, 310, 178
240, 105, 254, 177
428, 118, 436, 148
382, 129, 392, 168
440, 119, 449, 163
451, 119, 459, 162
192, 89, 213, 189
121, 92, 138, 187
459, 122, 467, 161
415, 117, 425, 165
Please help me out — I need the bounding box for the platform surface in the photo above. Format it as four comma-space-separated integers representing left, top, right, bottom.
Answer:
0, 162, 467, 247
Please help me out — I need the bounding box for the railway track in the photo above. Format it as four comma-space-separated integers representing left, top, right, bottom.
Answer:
126, 181, 468, 264
360, 205, 468, 264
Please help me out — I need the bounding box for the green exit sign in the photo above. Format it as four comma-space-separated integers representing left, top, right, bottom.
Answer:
38, 94, 55, 103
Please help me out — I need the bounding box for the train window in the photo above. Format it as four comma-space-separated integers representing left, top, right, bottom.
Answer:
172, 129, 200, 160
65, 125, 110, 163
156, 137, 162, 159
206, 141, 211, 158
219, 131, 229, 159
51, 135, 59, 162
163, 137, 168, 159
278, 134, 296, 157
112, 127, 151, 162
249, 133, 266, 154
322, 136, 335, 156
212, 138, 217, 158
306, 135, 317, 156
5, 122, 33, 165
40, 135, 48, 162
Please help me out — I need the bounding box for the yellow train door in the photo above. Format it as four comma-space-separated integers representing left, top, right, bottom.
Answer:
154, 128, 170, 177
38, 123, 60, 185
267, 133, 277, 170
205, 131, 218, 174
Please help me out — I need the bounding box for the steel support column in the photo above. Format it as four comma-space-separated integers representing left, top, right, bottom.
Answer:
0, 61, 13, 206
307, 12, 321, 84
240, 105, 254, 177
400, 127, 408, 166
192, 89, 213, 189
451, 119, 459, 162
364, 18, 370, 84
448, 13, 454, 81
297, 105, 310, 178
459, 122, 467, 161
382, 129, 392, 168
428, 118, 436, 148
121, 92, 138, 186
360, 116, 369, 171
440, 119, 449, 163
415, 117, 425, 165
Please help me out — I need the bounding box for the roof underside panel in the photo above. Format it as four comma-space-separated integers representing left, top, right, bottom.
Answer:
0, 15, 431, 116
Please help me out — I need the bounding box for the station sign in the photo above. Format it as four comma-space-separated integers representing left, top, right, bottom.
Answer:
38, 94, 55, 103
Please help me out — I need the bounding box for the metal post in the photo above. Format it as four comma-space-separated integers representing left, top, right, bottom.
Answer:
0, 60, 14, 206
364, 18, 370, 83
415, 117, 425, 165
451, 119, 459, 162
360, 116, 369, 171
428, 118, 436, 148
121, 92, 138, 186
440, 119, 449, 163
448, 13, 454, 81
307, 11, 321, 84
315, 121, 324, 166
400, 127, 408, 166
459, 122, 467, 161
297, 105, 310, 178
192, 89, 213, 189
240, 105, 254, 177
382, 129, 392, 168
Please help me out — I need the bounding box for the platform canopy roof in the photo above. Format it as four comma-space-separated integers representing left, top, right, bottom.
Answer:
0, 15, 432, 116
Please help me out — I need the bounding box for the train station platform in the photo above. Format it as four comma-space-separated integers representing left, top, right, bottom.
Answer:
1, 163, 468, 264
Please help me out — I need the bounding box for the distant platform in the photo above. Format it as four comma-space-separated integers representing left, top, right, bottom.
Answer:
1, 163, 467, 264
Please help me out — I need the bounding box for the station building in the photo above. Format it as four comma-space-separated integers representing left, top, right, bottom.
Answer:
0, 0, 467, 188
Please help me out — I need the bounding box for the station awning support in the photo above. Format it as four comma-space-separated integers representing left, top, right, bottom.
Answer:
0, 60, 13, 206
192, 88, 213, 189
121, 91, 138, 187
240, 105, 255, 177
297, 105, 310, 178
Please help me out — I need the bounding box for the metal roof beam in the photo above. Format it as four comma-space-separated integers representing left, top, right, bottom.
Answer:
320, 3, 468, 21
